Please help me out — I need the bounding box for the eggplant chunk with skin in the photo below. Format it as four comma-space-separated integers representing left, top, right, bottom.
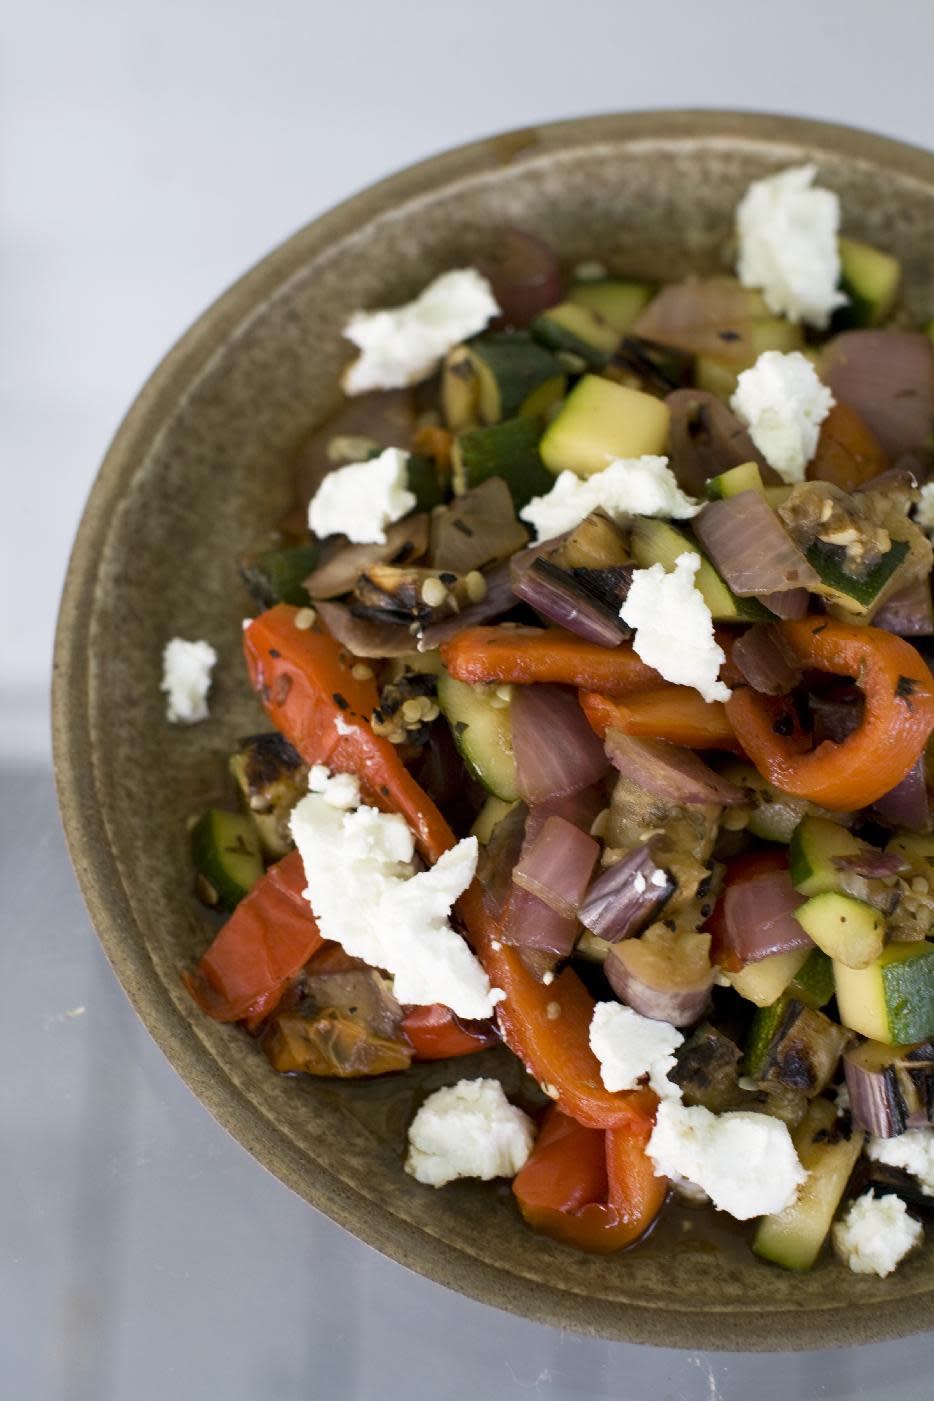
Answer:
229, 733, 308, 860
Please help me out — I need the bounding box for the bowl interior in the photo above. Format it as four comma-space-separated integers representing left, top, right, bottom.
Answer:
54, 111, 934, 1349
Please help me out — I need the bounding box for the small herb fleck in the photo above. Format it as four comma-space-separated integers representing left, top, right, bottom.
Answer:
332, 692, 349, 710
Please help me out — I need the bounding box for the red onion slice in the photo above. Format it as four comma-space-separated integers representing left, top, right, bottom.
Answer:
579, 847, 675, 943
511, 557, 632, 647
417, 561, 515, 650
502, 886, 578, 957
732, 623, 803, 695
523, 786, 606, 849
870, 757, 931, 832
604, 728, 746, 808
872, 578, 934, 638
513, 816, 600, 918
822, 330, 934, 459
314, 600, 416, 657
511, 685, 610, 805
834, 850, 910, 879
693, 493, 820, 597
760, 588, 810, 620
720, 870, 814, 965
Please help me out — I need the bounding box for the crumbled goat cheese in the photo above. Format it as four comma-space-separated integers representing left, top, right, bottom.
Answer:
589, 1002, 683, 1099
334, 714, 357, 736
914, 482, 934, 539
735, 163, 846, 328
867, 1129, 934, 1196
308, 445, 416, 545
520, 457, 699, 541
290, 772, 500, 1019
647, 1100, 806, 1219
620, 553, 729, 704
405, 1078, 535, 1188
342, 268, 499, 395
730, 351, 835, 484
160, 638, 217, 725
832, 1191, 923, 1278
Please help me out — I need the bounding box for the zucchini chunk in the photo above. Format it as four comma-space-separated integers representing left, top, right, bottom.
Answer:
451, 416, 553, 510
470, 795, 520, 844
530, 301, 620, 368
539, 375, 670, 476
805, 538, 910, 615
795, 892, 885, 970
753, 1097, 865, 1271
567, 279, 654, 334
834, 942, 934, 1044
788, 949, 836, 1010
229, 732, 308, 859
191, 809, 264, 910
835, 237, 901, 329
725, 948, 811, 1009
706, 461, 766, 501
436, 670, 518, 802
629, 518, 772, 622
789, 817, 868, 898
467, 332, 566, 423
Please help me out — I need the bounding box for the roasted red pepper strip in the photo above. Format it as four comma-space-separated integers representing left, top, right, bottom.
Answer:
183, 850, 322, 1022
440, 626, 659, 694
401, 1003, 498, 1060
458, 884, 657, 1131
244, 605, 455, 862
579, 686, 739, 751
726, 618, 934, 811
513, 1107, 667, 1253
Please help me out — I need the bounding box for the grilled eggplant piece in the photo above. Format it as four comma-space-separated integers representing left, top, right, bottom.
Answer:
745, 996, 851, 1097
671, 1023, 742, 1112
229, 733, 308, 859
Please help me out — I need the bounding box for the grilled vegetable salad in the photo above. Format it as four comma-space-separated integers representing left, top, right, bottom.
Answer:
180, 164, 934, 1278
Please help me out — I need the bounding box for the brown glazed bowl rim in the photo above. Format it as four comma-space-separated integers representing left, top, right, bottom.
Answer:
53, 111, 934, 1350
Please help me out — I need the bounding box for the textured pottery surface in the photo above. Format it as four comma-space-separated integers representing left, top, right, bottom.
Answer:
54, 112, 934, 1349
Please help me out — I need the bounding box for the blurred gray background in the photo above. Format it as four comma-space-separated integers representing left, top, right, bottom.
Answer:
4, 2, 934, 1397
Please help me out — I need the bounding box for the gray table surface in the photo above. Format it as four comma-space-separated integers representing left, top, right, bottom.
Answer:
7, 2, 934, 1394
5, 763, 934, 1399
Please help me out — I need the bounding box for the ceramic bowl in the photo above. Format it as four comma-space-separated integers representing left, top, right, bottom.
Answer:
53, 111, 934, 1349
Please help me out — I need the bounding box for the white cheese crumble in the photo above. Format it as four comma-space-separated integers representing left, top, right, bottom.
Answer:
160, 638, 217, 725
914, 482, 934, 540
647, 1100, 806, 1219
520, 457, 699, 542
342, 268, 500, 395
832, 1190, 923, 1278
867, 1129, 934, 1196
405, 1078, 535, 1187
735, 163, 846, 328
290, 771, 501, 1019
730, 350, 834, 484
589, 1002, 683, 1099
620, 552, 730, 704
308, 445, 415, 545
